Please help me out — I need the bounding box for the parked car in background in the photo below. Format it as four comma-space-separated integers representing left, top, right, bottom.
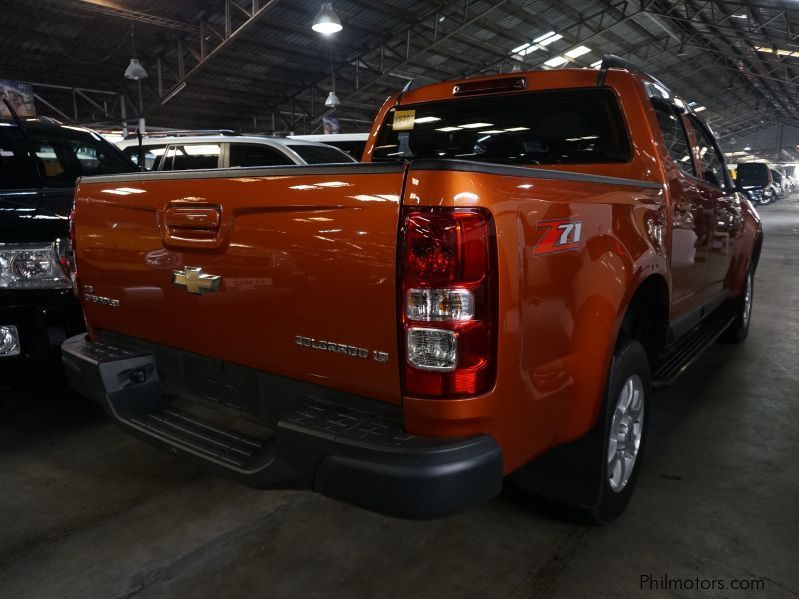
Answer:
116, 132, 356, 171
288, 133, 369, 160
0, 119, 135, 378
736, 162, 781, 205
770, 168, 787, 195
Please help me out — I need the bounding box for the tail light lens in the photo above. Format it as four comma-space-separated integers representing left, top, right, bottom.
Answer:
400, 207, 497, 398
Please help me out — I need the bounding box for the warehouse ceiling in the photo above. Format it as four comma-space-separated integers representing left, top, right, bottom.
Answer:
2, 0, 799, 151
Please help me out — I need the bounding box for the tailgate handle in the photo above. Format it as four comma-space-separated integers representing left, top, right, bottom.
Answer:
165, 207, 220, 231
162, 205, 222, 246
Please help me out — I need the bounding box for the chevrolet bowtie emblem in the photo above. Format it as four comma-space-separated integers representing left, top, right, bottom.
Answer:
172, 267, 221, 295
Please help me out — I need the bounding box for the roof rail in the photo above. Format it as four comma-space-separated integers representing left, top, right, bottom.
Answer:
596, 54, 671, 94
123, 129, 241, 140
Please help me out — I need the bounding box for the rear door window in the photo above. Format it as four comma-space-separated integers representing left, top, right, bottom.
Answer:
372, 88, 631, 164
29, 130, 132, 187
228, 143, 295, 167
122, 144, 167, 170
650, 99, 694, 176
0, 127, 39, 190
687, 117, 729, 189
163, 143, 221, 170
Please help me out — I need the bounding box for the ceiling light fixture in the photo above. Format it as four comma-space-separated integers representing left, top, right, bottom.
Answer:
124, 58, 148, 80
534, 31, 559, 43
312, 3, 343, 35
755, 45, 799, 58
565, 46, 591, 59
324, 91, 341, 107
544, 55, 569, 68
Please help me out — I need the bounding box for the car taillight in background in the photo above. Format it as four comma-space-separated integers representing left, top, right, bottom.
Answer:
399, 207, 498, 398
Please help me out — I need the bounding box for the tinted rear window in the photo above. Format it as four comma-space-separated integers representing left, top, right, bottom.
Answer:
290, 144, 355, 164
229, 143, 295, 167
736, 163, 769, 186
372, 88, 631, 164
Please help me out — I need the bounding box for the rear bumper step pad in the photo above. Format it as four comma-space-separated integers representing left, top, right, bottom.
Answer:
62, 334, 502, 519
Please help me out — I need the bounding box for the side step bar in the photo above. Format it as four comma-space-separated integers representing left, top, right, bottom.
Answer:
653, 309, 735, 388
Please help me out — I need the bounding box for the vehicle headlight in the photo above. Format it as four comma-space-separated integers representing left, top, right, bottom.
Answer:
0, 243, 71, 289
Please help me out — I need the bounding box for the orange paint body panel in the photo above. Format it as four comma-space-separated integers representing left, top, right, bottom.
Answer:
75, 167, 406, 405
72, 67, 762, 481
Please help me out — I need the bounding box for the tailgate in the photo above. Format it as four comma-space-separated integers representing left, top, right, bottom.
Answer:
74, 163, 406, 405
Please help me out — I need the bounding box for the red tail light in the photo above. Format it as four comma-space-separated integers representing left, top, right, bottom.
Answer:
399, 207, 498, 398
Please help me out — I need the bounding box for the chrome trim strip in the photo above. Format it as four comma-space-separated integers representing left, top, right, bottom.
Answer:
79, 162, 406, 184
409, 159, 663, 189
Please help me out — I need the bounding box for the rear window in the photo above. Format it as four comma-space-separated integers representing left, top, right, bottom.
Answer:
163, 143, 221, 170
289, 144, 355, 164
229, 143, 294, 167
372, 88, 631, 165
736, 163, 769, 187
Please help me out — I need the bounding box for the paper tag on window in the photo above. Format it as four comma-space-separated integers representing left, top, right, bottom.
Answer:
392, 110, 416, 131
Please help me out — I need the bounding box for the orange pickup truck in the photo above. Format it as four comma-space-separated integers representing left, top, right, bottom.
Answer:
63, 56, 762, 521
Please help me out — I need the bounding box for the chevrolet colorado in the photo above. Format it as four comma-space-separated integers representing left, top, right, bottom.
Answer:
62, 56, 762, 521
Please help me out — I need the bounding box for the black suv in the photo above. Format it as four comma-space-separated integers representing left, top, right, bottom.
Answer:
0, 120, 135, 378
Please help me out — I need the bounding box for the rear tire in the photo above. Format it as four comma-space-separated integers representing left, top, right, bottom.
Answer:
512, 338, 651, 523
585, 338, 651, 523
719, 267, 754, 344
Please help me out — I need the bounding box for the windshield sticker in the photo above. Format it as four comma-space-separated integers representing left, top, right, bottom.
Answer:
392, 110, 416, 131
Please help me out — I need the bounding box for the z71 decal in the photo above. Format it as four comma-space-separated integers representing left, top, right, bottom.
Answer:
533, 219, 584, 255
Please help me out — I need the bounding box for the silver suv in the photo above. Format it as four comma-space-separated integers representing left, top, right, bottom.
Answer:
116, 131, 355, 171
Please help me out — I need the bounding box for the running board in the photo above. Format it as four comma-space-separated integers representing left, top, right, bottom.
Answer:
653, 310, 735, 388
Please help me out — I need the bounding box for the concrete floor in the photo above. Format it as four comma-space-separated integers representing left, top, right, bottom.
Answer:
1, 198, 798, 599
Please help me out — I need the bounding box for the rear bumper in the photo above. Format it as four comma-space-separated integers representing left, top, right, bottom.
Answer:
62, 333, 503, 518
0, 289, 84, 378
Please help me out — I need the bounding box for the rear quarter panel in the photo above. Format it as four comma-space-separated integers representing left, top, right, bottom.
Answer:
402, 165, 667, 473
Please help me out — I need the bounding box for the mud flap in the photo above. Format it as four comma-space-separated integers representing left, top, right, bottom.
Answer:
511, 423, 604, 510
